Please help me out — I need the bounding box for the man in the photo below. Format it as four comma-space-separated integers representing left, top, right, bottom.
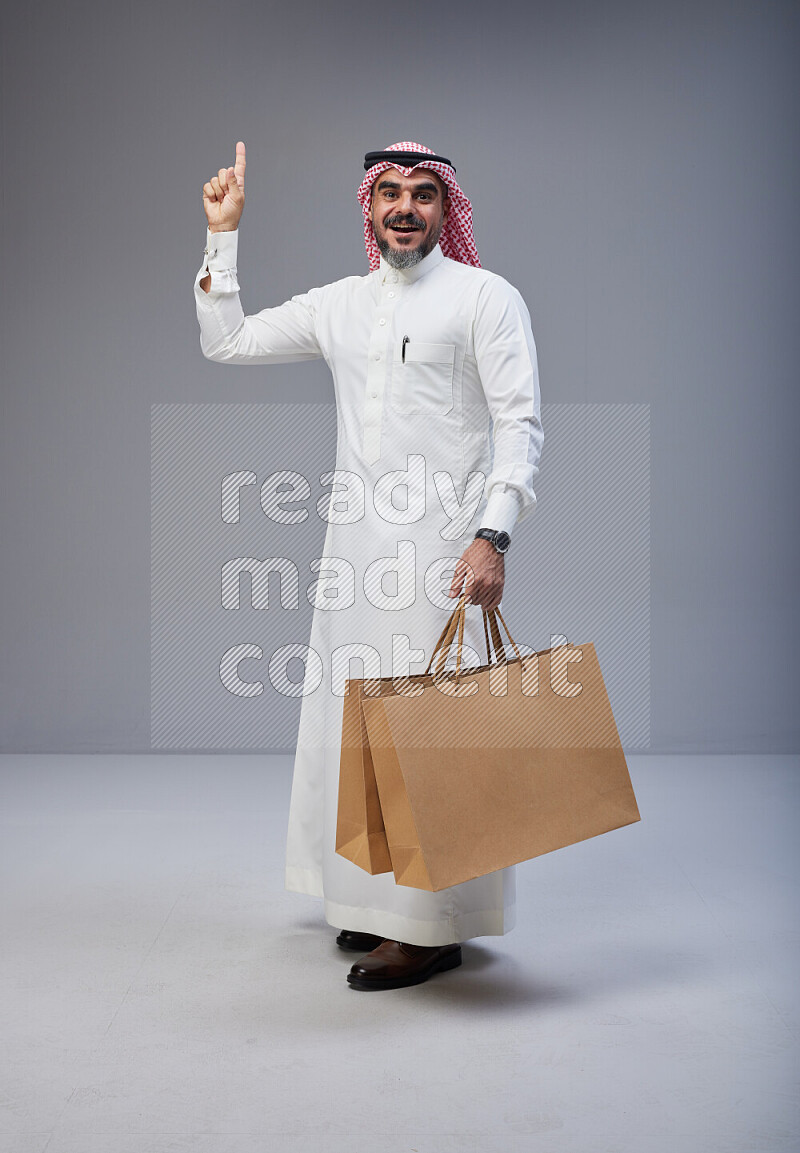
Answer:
195, 140, 543, 991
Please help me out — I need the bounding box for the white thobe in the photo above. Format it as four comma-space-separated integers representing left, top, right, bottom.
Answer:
194, 227, 544, 944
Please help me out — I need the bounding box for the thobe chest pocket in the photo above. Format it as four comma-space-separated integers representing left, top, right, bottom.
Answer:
391, 341, 455, 415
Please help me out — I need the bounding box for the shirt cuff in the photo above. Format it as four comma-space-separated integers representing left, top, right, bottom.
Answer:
478, 488, 523, 537
205, 226, 239, 267
195, 227, 240, 295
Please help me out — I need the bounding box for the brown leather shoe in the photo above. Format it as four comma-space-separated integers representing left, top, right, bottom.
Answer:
336, 928, 386, 952
347, 939, 462, 990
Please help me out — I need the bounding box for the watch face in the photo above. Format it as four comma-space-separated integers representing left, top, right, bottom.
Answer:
495, 531, 511, 552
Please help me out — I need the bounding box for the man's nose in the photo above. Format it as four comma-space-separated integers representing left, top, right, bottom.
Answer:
397, 191, 415, 213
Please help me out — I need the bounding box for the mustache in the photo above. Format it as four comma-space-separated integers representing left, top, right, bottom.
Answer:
384, 213, 427, 230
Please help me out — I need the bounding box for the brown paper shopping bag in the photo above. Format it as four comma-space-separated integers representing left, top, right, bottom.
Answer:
334, 592, 479, 876
334, 670, 394, 875
339, 592, 641, 892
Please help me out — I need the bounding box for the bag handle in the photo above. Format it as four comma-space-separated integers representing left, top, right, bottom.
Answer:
425, 594, 523, 681
425, 592, 470, 677
482, 606, 522, 664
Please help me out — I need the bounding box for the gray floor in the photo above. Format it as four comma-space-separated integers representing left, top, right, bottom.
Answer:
1, 753, 797, 1153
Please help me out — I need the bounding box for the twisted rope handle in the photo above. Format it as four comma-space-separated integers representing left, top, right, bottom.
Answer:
433, 597, 467, 679
482, 605, 522, 665
424, 594, 523, 683
424, 592, 470, 677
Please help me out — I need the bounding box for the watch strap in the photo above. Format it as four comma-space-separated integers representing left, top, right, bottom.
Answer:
474, 528, 511, 553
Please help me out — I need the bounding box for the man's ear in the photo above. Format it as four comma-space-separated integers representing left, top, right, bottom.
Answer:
442, 195, 451, 222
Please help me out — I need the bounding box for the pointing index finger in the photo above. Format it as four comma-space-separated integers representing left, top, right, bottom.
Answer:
234, 141, 246, 187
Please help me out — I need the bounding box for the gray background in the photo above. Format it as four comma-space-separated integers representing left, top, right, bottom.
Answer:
1, 0, 797, 753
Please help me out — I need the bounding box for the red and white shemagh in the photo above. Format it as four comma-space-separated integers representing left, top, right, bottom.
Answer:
356, 141, 481, 272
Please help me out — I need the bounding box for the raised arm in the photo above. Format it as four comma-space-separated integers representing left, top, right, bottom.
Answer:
195, 141, 323, 365
201, 139, 248, 287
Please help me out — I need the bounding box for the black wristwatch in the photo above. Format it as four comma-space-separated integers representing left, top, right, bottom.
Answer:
474, 528, 511, 554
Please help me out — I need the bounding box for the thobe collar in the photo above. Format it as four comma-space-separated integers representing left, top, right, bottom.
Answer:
378, 243, 444, 286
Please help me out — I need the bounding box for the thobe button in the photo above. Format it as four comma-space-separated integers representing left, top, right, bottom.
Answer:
387, 274, 398, 284
379, 318, 386, 326
388, 292, 395, 299
371, 391, 378, 398
374, 354, 381, 361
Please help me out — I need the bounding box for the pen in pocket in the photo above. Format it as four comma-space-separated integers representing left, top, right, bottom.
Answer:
402, 336, 410, 363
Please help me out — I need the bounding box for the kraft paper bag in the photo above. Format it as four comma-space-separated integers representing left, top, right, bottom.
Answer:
338, 592, 641, 892
335, 590, 479, 875
335, 590, 478, 875
334, 673, 394, 875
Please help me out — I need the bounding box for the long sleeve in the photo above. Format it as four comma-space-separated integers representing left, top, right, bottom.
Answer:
472, 275, 544, 536
194, 227, 324, 365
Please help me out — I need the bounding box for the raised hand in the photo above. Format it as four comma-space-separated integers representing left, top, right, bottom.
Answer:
202, 141, 246, 233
